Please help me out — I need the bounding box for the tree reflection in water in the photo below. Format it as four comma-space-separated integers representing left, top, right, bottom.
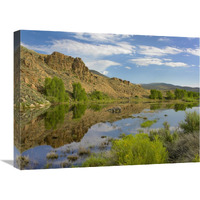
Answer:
45, 104, 69, 130
72, 104, 87, 119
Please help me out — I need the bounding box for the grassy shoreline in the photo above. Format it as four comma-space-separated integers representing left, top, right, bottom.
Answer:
17, 97, 199, 111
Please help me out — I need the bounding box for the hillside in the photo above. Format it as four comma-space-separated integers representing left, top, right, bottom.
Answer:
141, 83, 199, 92
89, 70, 109, 79
16, 46, 149, 107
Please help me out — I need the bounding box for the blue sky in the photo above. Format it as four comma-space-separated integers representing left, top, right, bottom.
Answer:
21, 30, 199, 87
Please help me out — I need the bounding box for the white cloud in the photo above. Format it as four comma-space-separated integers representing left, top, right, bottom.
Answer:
73, 32, 131, 43
85, 60, 120, 73
102, 71, 109, 75
125, 66, 131, 70
138, 45, 183, 56
158, 37, 171, 42
130, 57, 188, 68
186, 48, 200, 56
164, 62, 188, 67
163, 58, 172, 61
22, 39, 135, 58
130, 58, 163, 66
137, 45, 200, 57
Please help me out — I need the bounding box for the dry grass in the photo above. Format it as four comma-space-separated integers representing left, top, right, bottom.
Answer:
46, 151, 58, 160
167, 132, 199, 163
60, 160, 71, 168
16, 155, 29, 169
68, 154, 78, 162
78, 147, 91, 156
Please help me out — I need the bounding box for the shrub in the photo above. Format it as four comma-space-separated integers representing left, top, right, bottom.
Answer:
82, 155, 108, 167
16, 155, 29, 169
111, 134, 168, 165
78, 147, 91, 156
149, 122, 178, 145
60, 160, 71, 168
89, 90, 109, 100
68, 154, 78, 162
179, 111, 199, 134
193, 154, 200, 162
167, 132, 199, 163
46, 152, 58, 160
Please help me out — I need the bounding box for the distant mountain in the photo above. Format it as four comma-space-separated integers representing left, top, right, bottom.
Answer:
90, 70, 109, 79
141, 83, 199, 92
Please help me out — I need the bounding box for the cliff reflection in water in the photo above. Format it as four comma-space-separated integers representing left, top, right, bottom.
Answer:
14, 103, 148, 153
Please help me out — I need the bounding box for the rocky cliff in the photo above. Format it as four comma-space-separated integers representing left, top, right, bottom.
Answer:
17, 46, 149, 107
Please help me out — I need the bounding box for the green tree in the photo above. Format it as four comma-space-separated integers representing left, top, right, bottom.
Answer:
157, 91, 163, 99
72, 82, 88, 101
149, 89, 157, 99
187, 91, 194, 98
149, 89, 162, 99
166, 91, 175, 100
44, 77, 68, 103
174, 89, 187, 99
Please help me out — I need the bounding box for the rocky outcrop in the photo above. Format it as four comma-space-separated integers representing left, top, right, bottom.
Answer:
19, 45, 149, 107
111, 77, 130, 85
72, 57, 92, 81
45, 51, 74, 71
107, 106, 122, 113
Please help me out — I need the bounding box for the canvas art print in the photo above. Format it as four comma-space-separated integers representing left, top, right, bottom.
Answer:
14, 30, 200, 170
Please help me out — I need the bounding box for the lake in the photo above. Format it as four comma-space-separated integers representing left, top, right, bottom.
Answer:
14, 102, 199, 169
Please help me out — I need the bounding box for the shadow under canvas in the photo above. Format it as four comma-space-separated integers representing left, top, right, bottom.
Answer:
1, 160, 13, 167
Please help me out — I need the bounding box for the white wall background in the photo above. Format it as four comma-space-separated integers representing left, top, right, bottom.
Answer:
0, 0, 199, 199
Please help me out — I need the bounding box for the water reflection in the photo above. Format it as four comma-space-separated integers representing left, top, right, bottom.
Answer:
150, 104, 161, 110
45, 104, 69, 130
89, 104, 106, 112
14, 102, 199, 169
150, 103, 198, 111
72, 104, 87, 119
174, 103, 196, 112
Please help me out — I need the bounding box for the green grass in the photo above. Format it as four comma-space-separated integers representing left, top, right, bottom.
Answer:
82, 155, 108, 167
140, 120, 157, 128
